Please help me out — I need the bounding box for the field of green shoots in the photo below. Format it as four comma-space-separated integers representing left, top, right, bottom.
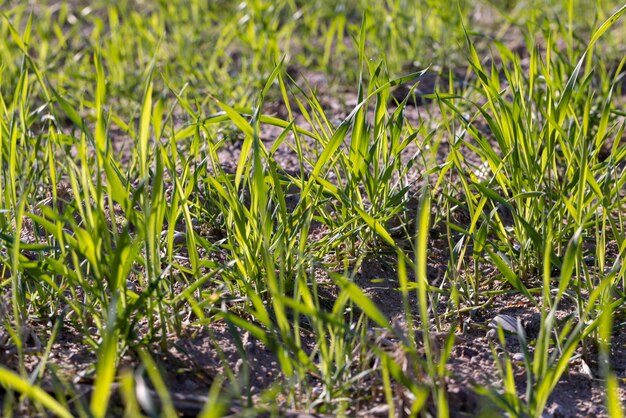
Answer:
1, 1, 626, 417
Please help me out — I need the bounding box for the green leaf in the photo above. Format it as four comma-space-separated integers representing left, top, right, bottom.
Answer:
354, 207, 395, 247
332, 273, 389, 329
485, 247, 537, 305
0, 367, 73, 418
90, 301, 120, 418
138, 70, 154, 178
50, 86, 84, 131
557, 228, 581, 302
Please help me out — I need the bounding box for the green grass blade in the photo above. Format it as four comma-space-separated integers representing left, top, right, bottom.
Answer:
90, 301, 120, 418
0, 367, 73, 418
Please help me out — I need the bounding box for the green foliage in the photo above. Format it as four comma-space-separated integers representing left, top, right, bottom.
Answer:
0, 0, 625, 416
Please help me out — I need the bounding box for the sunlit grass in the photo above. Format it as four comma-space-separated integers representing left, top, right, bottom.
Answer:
0, 1, 625, 417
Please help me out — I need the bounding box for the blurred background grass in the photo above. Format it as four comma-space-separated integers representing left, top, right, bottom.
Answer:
3, 0, 624, 111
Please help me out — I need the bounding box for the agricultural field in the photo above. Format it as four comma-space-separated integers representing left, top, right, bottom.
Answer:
1, 0, 626, 416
